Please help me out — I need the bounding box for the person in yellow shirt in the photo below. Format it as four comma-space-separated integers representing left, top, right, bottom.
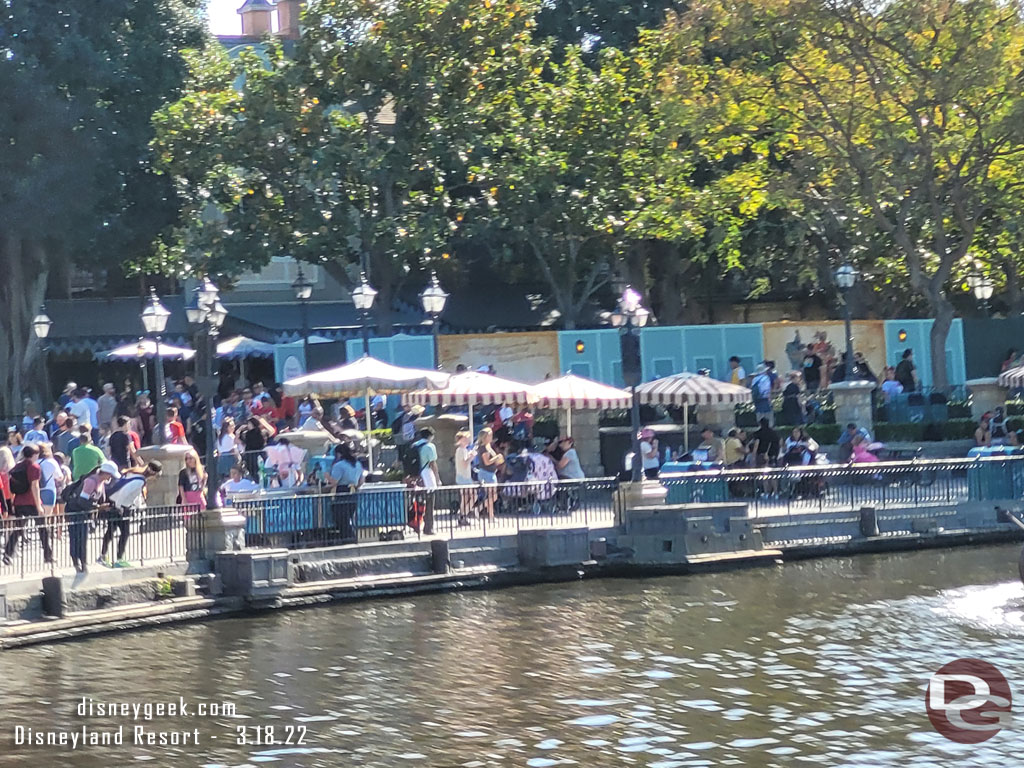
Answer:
728, 356, 747, 386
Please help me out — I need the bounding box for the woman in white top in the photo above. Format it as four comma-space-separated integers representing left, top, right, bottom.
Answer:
454, 430, 477, 518
216, 418, 240, 479
38, 443, 61, 515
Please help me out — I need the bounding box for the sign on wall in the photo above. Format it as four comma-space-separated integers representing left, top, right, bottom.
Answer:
438, 332, 560, 383
763, 321, 887, 383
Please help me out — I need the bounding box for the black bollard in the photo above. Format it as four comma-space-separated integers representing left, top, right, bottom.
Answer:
430, 539, 450, 574
41, 576, 64, 618
859, 506, 879, 538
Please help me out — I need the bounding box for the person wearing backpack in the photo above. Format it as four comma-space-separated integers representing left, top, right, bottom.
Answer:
407, 428, 439, 535
99, 460, 162, 568
750, 365, 774, 426
64, 461, 120, 573
2, 445, 51, 566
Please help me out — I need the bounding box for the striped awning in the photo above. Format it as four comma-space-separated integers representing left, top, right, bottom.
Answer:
532, 373, 632, 409
404, 371, 538, 406
635, 372, 752, 406
999, 366, 1024, 388
283, 355, 449, 398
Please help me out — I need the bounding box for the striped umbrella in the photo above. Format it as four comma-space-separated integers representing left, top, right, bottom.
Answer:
533, 373, 632, 436
404, 371, 537, 435
999, 366, 1024, 388
635, 372, 751, 451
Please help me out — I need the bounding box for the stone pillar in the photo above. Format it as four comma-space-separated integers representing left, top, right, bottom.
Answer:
136, 444, 193, 507
417, 413, 468, 485
188, 507, 246, 563
829, 380, 876, 431
281, 429, 338, 464
966, 377, 1009, 421
615, 480, 669, 518
556, 408, 603, 477
698, 403, 737, 434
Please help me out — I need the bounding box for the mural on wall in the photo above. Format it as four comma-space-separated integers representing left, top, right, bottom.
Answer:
763, 321, 887, 388
438, 332, 561, 383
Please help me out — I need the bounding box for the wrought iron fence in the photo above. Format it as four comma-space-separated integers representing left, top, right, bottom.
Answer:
0, 504, 200, 580
660, 456, 1024, 519
228, 477, 621, 548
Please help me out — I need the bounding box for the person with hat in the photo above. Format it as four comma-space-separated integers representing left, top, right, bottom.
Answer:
750, 364, 774, 425
65, 460, 121, 573
99, 460, 163, 568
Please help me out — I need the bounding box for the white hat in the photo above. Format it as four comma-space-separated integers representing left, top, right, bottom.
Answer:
99, 461, 121, 480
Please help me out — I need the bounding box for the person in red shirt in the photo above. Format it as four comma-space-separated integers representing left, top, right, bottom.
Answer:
2, 444, 50, 565
165, 406, 187, 445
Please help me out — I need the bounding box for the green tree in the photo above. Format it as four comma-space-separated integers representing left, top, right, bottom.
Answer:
678, 0, 1024, 387
0, 0, 206, 410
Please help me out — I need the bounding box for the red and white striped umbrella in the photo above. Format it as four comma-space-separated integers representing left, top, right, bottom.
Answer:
533, 373, 632, 409
635, 371, 752, 406
999, 366, 1024, 388
403, 371, 538, 406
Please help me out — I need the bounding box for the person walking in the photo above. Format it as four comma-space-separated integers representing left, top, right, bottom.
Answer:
780, 371, 804, 425
895, 349, 917, 392
2, 445, 52, 566
108, 416, 138, 471
97, 383, 119, 434
99, 460, 162, 568
750, 365, 774, 425
328, 442, 364, 542
727, 356, 747, 386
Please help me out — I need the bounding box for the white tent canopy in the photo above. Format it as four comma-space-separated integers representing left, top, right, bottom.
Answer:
284, 356, 450, 470
532, 373, 631, 436
103, 340, 195, 360
999, 366, 1024, 388
216, 336, 276, 359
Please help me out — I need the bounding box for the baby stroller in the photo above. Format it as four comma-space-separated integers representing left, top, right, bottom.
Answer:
499, 453, 557, 515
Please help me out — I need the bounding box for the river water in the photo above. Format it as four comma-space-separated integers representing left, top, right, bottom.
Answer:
3, 544, 1023, 766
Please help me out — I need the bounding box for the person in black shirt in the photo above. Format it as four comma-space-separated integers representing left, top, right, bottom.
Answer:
751, 418, 780, 466
802, 345, 823, 391
895, 349, 917, 392
239, 416, 273, 480
108, 416, 136, 470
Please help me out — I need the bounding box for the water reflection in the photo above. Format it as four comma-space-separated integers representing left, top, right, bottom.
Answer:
2, 544, 1022, 766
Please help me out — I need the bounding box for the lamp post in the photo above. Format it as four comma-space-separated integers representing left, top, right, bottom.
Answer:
32, 305, 52, 412
141, 288, 171, 445
610, 286, 650, 483
967, 271, 995, 316
835, 263, 857, 381
187, 279, 228, 511
419, 271, 449, 369
136, 339, 149, 395
351, 272, 377, 356
292, 265, 313, 367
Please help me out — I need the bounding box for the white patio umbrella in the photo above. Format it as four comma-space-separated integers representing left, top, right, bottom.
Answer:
216, 336, 276, 359
532, 373, 631, 436
634, 372, 752, 450
403, 371, 538, 435
283, 355, 449, 470
103, 340, 195, 360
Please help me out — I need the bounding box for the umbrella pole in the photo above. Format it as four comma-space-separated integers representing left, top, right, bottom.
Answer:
566, 406, 572, 437
684, 402, 689, 453
469, 403, 474, 436
365, 386, 373, 474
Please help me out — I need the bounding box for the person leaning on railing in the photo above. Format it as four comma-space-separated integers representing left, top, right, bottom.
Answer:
99, 460, 163, 568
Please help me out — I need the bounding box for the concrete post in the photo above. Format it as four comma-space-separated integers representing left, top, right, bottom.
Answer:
137, 444, 193, 507
615, 480, 668, 519
966, 377, 1009, 421
187, 507, 247, 563
829, 380, 876, 431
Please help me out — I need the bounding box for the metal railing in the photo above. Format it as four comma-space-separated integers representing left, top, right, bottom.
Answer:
228, 477, 621, 548
660, 456, 1024, 519
0, 504, 200, 580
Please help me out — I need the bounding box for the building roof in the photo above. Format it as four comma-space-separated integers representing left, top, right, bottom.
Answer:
237, 0, 275, 12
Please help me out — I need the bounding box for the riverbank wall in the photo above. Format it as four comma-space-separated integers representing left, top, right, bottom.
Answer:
2, 495, 1023, 649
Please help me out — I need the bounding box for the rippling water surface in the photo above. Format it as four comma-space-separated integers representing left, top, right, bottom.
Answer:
3, 544, 1024, 766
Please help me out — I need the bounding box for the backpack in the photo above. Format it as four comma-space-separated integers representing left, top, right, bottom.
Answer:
402, 440, 424, 477
60, 468, 99, 505
9, 463, 30, 496
752, 374, 771, 400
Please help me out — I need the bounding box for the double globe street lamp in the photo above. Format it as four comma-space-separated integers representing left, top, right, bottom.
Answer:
186, 277, 228, 511
611, 286, 650, 483
967, 271, 995, 316
351, 273, 377, 356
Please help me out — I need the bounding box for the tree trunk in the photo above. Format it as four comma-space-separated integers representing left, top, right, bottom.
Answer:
0, 235, 48, 414
928, 291, 955, 391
